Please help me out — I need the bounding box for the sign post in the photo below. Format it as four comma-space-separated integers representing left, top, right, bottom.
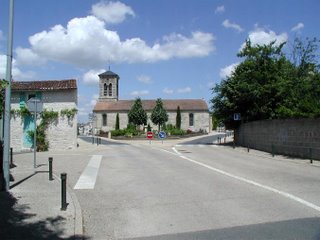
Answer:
147, 131, 153, 144
158, 131, 166, 144
27, 98, 43, 169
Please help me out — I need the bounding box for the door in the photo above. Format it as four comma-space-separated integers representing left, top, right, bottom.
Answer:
23, 115, 35, 148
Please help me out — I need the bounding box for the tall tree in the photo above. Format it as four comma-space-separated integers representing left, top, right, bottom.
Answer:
127, 97, 147, 129
211, 38, 320, 128
176, 106, 181, 129
151, 98, 168, 131
115, 113, 120, 130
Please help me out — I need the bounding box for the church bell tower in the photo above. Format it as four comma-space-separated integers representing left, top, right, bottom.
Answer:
98, 69, 119, 102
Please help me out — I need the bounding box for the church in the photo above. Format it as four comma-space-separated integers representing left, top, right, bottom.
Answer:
92, 70, 210, 133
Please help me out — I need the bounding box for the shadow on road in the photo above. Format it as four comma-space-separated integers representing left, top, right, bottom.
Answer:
0, 192, 90, 240
125, 217, 320, 240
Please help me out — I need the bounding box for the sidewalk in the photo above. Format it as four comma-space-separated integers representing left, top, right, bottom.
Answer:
0, 150, 84, 240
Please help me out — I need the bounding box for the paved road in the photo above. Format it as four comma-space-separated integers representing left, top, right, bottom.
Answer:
53, 137, 320, 239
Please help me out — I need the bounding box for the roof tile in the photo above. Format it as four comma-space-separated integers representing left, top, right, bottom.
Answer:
12, 79, 77, 91
93, 99, 208, 112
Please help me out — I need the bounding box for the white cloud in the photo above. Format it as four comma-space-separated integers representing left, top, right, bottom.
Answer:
91, 1, 135, 24
241, 28, 288, 49
130, 90, 149, 97
291, 22, 304, 32
137, 75, 152, 84
83, 69, 105, 85
222, 19, 244, 32
163, 88, 174, 94
17, 13, 215, 68
15, 47, 46, 66
177, 87, 191, 93
0, 54, 36, 80
215, 5, 225, 14
220, 62, 239, 79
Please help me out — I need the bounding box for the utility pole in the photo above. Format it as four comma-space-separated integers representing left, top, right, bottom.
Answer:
3, 0, 14, 191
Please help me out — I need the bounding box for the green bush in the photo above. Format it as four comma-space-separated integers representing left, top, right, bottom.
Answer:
111, 129, 126, 136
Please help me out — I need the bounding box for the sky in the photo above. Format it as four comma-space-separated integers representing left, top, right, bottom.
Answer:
0, 0, 319, 123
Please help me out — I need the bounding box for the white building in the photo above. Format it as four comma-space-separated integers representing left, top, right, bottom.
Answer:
93, 70, 210, 133
10, 80, 78, 152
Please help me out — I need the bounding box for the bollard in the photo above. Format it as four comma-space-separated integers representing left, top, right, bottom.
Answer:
92, 137, 94, 144
96, 137, 98, 146
233, 140, 235, 149
309, 148, 313, 164
271, 144, 275, 157
61, 173, 67, 211
48, 157, 53, 181
247, 145, 250, 153
10, 147, 13, 168
224, 136, 226, 144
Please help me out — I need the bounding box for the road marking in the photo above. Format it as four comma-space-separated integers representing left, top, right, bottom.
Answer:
74, 155, 102, 190
171, 147, 320, 213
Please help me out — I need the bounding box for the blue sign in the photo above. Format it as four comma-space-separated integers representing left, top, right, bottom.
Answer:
158, 131, 166, 139
234, 113, 241, 121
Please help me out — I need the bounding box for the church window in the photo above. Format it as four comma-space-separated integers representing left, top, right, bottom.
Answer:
104, 84, 108, 96
108, 83, 112, 96
102, 114, 107, 126
189, 113, 194, 126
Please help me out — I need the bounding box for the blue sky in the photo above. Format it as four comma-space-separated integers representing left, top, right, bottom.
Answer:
0, 0, 319, 123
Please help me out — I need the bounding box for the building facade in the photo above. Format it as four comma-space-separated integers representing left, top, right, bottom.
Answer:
10, 80, 78, 152
93, 71, 210, 133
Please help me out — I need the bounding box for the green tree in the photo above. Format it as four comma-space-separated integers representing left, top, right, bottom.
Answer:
211, 38, 320, 128
0, 79, 8, 115
151, 98, 168, 131
176, 106, 181, 129
115, 113, 120, 130
127, 97, 147, 129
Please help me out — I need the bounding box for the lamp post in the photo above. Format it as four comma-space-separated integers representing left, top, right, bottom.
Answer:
2, 0, 14, 191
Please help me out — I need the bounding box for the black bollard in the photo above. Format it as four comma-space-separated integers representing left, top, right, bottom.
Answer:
233, 140, 235, 149
48, 157, 53, 181
309, 148, 313, 164
247, 145, 250, 152
10, 147, 13, 168
92, 137, 94, 144
272, 144, 275, 157
61, 173, 67, 211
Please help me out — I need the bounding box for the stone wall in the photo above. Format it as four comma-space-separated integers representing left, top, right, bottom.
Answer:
235, 119, 320, 160
10, 90, 77, 152
95, 111, 210, 133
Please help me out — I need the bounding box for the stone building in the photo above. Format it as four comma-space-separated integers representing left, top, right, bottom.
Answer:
10, 79, 78, 152
93, 70, 210, 133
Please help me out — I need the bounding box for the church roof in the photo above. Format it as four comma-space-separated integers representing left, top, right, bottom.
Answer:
98, 70, 119, 78
12, 79, 77, 91
93, 99, 208, 112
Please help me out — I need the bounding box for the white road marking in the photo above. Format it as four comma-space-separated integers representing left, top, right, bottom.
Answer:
74, 155, 102, 190
171, 147, 320, 213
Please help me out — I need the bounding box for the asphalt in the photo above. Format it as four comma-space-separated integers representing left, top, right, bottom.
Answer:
0, 131, 231, 240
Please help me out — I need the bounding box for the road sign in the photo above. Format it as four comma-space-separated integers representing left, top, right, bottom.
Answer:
27, 98, 43, 113
234, 113, 241, 121
147, 131, 153, 139
158, 131, 166, 139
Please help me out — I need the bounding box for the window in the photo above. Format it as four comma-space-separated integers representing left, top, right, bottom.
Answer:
108, 83, 112, 96
28, 94, 36, 100
189, 113, 194, 126
104, 83, 107, 96
102, 114, 107, 126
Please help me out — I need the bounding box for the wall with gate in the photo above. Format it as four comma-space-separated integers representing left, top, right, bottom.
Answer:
235, 119, 320, 160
